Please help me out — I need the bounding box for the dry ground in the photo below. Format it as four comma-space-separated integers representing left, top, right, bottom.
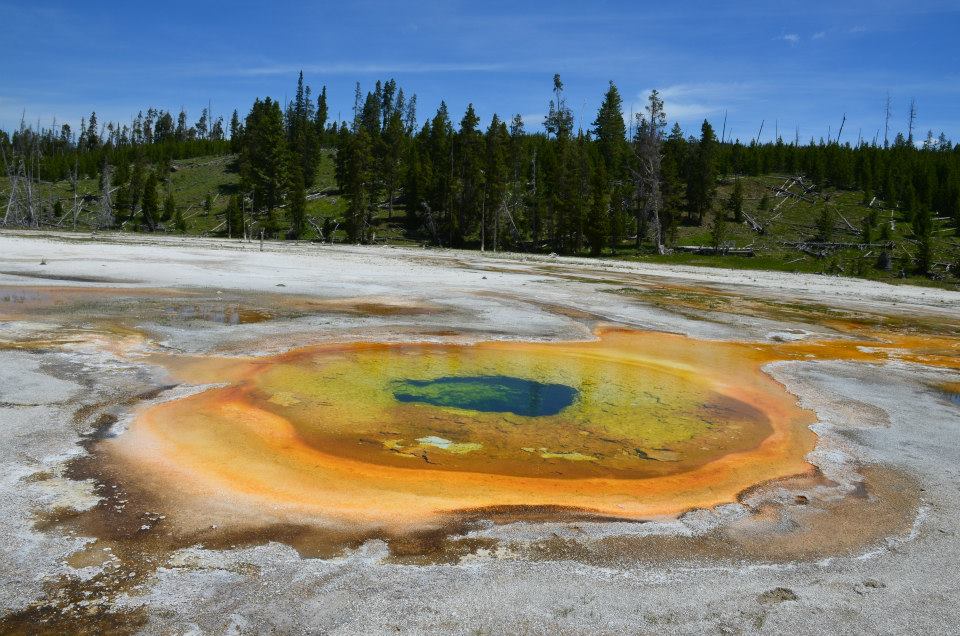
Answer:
0, 230, 958, 635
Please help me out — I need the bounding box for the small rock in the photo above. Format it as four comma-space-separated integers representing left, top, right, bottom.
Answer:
863, 579, 886, 589
758, 587, 798, 604
794, 495, 809, 505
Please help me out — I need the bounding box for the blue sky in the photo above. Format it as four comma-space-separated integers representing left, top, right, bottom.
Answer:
3, 0, 959, 143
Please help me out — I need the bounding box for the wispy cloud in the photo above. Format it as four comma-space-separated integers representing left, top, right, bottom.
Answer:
632, 83, 758, 124
777, 33, 801, 45
519, 113, 544, 127
812, 31, 827, 40
192, 62, 506, 77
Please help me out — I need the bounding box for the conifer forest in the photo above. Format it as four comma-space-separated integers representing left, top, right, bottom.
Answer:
3, 73, 959, 286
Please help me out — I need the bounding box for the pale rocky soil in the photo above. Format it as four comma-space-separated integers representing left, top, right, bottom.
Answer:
0, 230, 959, 635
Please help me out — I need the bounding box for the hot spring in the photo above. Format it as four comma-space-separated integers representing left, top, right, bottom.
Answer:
111, 328, 817, 527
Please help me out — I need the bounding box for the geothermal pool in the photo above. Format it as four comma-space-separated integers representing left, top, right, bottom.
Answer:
110, 328, 817, 527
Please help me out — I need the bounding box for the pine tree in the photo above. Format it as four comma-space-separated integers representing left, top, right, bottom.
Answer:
660, 123, 687, 242
195, 108, 209, 140
211, 116, 225, 141
427, 102, 454, 241
592, 81, 626, 175
567, 132, 592, 253
229, 110, 243, 152
225, 194, 244, 239
861, 213, 874, 244
726, 179, 744, 222
163, 192, 177, 223
360, 90, 382, 137
86, 112, 99, 149
586, 159, 609, 256
156, 111, 175, 142
404, 122, 434, 238
381, 79, 397, 130
341, 129, 375, 243
686, 120, 717, 225
816, 204, 835, 241
287, 72, 319, 187
288, 167, 306, 239
914, 206, 933, 274
404, 94, 418, 134
483, 114, 509, 249
239, 98, 288, 218
902, 181, 919, 222
952, 189, 960, 237
710, 211, 727, 251
315, 86, 328, 144
544, 74, 574, 141
140, 172, 159, 231
454, 104, 484, 246
381, 103, 407, 219
174, 206, 186, 233
176, 109, 189, 141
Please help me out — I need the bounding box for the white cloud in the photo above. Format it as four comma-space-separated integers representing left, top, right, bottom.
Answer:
519, 113, 544, 127
661, 102, 716, 120
631, 83, 757, 124
812, 31, 827, 40
778, 33, 801, 45
197, 62, 506, 77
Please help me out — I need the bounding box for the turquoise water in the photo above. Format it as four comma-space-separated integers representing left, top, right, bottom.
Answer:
944, 389, 960, 407
392, 375, 578, 417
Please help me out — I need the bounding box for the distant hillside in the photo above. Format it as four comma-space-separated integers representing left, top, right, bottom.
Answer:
2, 150, 958, 289
2, 74, 958, 290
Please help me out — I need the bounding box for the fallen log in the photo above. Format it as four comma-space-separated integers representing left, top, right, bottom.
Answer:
675, 245, 755, 256
306, 215, 326, 241
742, 211, 765, 234
781, 241, 894, 249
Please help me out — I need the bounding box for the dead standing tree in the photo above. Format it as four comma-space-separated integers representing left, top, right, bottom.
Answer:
2, 141, 41, 228
632, 90, 668, 254
96, 163, 116, 229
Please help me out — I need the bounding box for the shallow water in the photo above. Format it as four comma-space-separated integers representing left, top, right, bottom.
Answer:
0, 287, 54, 304
942, 383, 960, 406
159, 303, 272, 325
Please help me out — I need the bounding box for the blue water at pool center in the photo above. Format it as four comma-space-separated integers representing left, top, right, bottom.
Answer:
392, 375, 579, 417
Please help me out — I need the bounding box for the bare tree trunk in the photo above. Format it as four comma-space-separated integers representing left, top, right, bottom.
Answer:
633, 91, 668, 255
71, 162, 80, 230
97, 164, 115, 229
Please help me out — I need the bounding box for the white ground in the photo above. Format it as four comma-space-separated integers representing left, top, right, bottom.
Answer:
1, 230, 959, 635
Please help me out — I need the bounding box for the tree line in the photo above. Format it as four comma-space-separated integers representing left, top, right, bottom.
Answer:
326, 74, 958, 264
3, 72, 959, 272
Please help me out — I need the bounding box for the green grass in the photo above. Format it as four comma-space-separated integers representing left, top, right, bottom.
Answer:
4, 156, 958, 289
605, 174, 959, 289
